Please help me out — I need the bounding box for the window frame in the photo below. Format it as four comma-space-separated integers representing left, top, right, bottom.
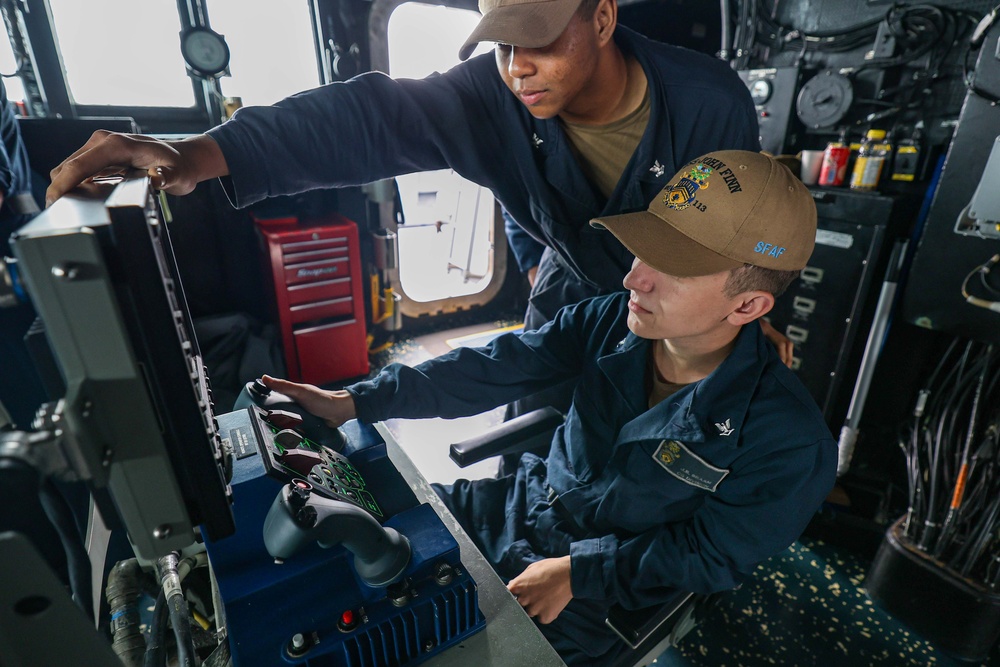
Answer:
368, 0, 511, 318
10, 0, 326, 134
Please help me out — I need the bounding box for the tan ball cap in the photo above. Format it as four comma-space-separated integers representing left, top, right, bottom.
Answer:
459, 0, 584, 61
591, 150, 818, 277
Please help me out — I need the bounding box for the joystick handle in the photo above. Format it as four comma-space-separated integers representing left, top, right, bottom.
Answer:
263, 482, 411, 587
235, 379, 347, 452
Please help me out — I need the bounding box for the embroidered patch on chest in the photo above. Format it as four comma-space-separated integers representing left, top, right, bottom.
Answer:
652, 440, 729, 492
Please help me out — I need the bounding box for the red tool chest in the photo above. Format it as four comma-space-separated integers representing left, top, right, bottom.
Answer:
257, 216, 369, 385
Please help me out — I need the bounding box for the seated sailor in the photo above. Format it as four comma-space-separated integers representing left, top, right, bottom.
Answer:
263, 150, 838, 665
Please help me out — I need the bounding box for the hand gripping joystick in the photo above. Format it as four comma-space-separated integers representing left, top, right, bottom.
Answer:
235, 379, 347, 452
263, 481, 411, 587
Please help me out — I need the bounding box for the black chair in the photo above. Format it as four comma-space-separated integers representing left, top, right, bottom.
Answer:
449, 408, 725, 667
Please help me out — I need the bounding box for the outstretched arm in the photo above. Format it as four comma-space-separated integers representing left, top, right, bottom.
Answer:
45, 132, 229, 205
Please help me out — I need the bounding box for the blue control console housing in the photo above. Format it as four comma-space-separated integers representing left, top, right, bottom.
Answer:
205, 406, 485, 666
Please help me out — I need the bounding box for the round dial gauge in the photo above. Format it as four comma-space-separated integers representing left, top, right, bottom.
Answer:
796, 70, 854, 129
180, 27, 230, 78
749, 79, 772, 105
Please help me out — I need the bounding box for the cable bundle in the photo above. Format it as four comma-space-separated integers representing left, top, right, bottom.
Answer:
752, 1, 974, 60
900, 340, 1000, 586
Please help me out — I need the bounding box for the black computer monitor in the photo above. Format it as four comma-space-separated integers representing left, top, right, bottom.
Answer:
11, 177, 233, 559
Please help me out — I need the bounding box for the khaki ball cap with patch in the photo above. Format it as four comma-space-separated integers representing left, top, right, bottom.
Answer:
591, 150, 818, 277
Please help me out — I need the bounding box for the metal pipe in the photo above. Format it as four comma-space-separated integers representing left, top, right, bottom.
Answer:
836, 240, 906, 476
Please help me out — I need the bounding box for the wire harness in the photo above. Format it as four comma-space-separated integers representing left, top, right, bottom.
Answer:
900, 339, 1000, 586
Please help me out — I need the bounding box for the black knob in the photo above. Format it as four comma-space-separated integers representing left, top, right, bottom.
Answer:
274, 428, 303, 450
289, 480, 312, 509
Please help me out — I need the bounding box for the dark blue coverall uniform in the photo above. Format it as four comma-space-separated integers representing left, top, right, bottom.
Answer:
344, 293, 838, 664
0, 80, 44, 428
206, 27, 760, 328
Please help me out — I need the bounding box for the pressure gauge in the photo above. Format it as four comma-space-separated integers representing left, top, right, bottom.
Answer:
180, 27, 231, 78
796, 69, 854, 129
749, 79, 772, 105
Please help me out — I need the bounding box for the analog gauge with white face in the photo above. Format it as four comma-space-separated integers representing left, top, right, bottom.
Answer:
750, 79, 772, 105
180, 27, 230, 78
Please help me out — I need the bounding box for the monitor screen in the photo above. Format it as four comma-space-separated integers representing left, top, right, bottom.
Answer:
11, 177, 234, 559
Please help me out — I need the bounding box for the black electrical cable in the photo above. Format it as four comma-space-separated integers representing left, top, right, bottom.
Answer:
144, 587, 168, 667
903, 419, 924, 537
754, 12, 880, 55
168, 591, 196, 667
751, 0, 973, 116
919, 406, 950, 549
958, 486, 1000, 576
734, 0, 754, 69
959, 438, 993, 519
990, 548, 1000, 589
38, 479, 93, 622
156, 552, 197, 667
907, 343, 1000, 579
917, 341, 975, 548
921, 341, 964, 419
743, 0, 757, 69
856, 5, 949, 71
720, 0, 732, 60
933, 347, 991, 558
753, 0, 883, 42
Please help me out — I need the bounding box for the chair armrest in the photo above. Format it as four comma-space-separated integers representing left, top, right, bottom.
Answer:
605, 591, 696, 650
449, 407, 564, 468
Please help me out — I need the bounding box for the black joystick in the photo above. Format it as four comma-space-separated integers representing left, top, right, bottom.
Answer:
263, 482, 411, 588
234, 378, 347, 452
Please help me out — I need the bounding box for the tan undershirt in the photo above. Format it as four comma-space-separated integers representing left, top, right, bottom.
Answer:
647, 344, 689, 409
561, 84, 651, 199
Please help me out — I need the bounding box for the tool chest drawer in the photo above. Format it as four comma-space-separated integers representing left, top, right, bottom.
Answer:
286, 277, 353, 306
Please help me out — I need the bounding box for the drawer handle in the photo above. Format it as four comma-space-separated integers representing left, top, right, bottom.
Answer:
290, 296, 352, 312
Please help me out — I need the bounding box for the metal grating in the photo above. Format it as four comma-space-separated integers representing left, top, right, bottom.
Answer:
342, 581, 481, 667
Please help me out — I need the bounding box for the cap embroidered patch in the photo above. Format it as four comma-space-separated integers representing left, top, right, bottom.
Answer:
664, 164, 711, 211
653, 440, 729, 492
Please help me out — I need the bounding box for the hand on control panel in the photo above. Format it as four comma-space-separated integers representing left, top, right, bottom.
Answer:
263, 480, 411, 588
235, 376, 351, 452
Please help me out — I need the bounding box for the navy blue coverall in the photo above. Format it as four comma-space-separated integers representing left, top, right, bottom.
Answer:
0, 80, 44, 428
207, 27, 760, 327
345, 293, 838, 663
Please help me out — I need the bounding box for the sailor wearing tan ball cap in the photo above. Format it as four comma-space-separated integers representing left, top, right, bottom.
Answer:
264, 150, 836, 666
459, 0, 595, 60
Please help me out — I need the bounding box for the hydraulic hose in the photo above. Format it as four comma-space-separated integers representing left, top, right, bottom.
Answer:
157, 552, 196, 667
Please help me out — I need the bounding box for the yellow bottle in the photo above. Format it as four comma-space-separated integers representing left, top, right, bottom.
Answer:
850, 129, 888, 191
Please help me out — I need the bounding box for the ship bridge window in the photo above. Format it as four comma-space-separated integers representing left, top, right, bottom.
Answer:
207, 0, 318, 107
0, 31, 24, 103
384, 1, 507, 314
48, 0, 193, 107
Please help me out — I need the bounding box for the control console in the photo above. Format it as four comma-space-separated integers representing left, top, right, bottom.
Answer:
234, 390, 383, 517
205, 388, 485, 667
